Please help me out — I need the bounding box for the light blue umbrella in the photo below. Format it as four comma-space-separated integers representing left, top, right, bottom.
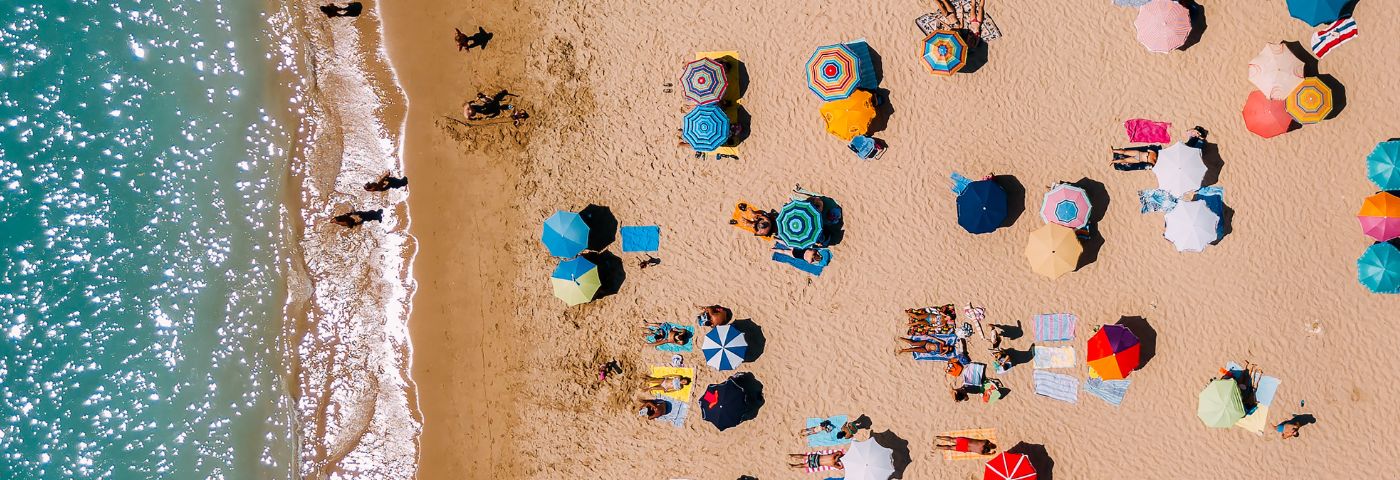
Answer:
542, 210, 589, 257
1367, 141, 1400, 191
1358, 242, 1400, 294
682, 104, 731, 152
701, 325, 748, 371
1286, 0, 1350, 26
777, 200, 823, 249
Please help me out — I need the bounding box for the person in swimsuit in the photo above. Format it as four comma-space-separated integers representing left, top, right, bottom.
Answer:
1111, 145, 1161, 171
641, 321, 692, 347
785, 451, 844, 470
896, 336, 958, 356
933, 0, 963, 29
967, 0, 986, 38
643, 375, 691, 394
730, 202, 777, 237
798, 420, 835, 437
934, 436, 996, 455
1274, 414, 1311, 439
696, 305, 733, 327
774, 245, 824, 265
638, 398, 670, 420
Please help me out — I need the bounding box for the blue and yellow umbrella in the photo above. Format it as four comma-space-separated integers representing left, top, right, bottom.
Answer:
682, 104, 731, 152
777, 200, 823, 249
551, 257, 601, 306
922, 30, 967, 76
680, 58, 727, 105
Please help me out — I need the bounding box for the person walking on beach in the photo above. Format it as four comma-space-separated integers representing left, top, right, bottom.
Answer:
319, 2, 362, 17
332, 209, 383, 228
1274, 414, 1314, 439
364, 173, 408, 192
455, 27, 493, 51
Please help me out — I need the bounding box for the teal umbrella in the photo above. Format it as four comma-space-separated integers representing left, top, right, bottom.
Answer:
777, 200, 823, 249
1358, 242, 1400, 294
1367, 141, 1400, 191
541, 211, 589, 257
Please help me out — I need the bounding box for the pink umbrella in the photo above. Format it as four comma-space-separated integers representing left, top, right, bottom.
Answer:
1358, 192, 1400, 242
1134, 0, 1192, 53
1041, 184, 1092, 229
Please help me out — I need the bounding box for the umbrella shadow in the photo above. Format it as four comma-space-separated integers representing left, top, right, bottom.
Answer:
580, 251, 625, 299
871, 430, 913, 479
1200, 138, 1225, 187
1115, 316, 1157, 369
961, 34, 990, 73
730, 372, 766, 422
1007, 442, 1055, 480
865, 47, 897, 136
730, 318, 766, 364
992, 175, 1026, 228
1213, 201, 1234, 244
579, 204, 617, 251
1179, 0, 1207, 51
1283, 41, 1320, 77
731, 105, 752, 145
1072, 178, 1110, 269
1317, 73, 1347, 120
719, 55, 749, 100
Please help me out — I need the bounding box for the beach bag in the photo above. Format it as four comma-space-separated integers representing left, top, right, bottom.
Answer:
945, 360, 964, 377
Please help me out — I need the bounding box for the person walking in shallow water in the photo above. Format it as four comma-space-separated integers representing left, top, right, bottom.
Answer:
364, 173, 408, 192
455, 27, 493, 51
332, 209, 383, 228
319, 2, 362, 17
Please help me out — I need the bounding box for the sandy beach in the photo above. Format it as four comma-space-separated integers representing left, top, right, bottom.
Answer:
379, 1, 1400, 478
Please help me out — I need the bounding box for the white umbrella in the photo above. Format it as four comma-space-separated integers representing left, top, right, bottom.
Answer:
1153, 143, 1207, 197
1248, 43, 1305, 100
701, 325, 748, 371
843, 438, 895, 480
1164, 200, 1219, 252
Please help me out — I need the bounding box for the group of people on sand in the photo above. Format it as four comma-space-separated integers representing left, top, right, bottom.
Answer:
895, 304, 1027, 402
631, 305, 735, 420
934, 0, 988, 41
729, 186, 844, 265
333, 173, 408, 229
464, 90, 530, 126
781, 416, 995, 472
1109, 126, 1209, 171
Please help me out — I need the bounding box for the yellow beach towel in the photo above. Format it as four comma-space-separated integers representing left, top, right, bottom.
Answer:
940, 428, 998, 462
649, 366, 695, 402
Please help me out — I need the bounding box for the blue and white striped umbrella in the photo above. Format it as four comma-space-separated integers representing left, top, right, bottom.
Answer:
701, 325, 748, 371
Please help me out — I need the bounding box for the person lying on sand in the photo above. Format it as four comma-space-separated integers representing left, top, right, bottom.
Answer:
896, 336, 956, 356
730, 202, 778, 237
638, 398, 670, 420
1111, 145, 1161, 171
332, 209, 383, 228
798, 420, 835, 437
774, 245, 824, 265
933, 0, 962, 29
642, 375, 692, 394
1185, 126, 1209, 149
934, 436, 996, 455
697, 305, 733, 327
786, 451, 844, 471
641, 321, 692, 347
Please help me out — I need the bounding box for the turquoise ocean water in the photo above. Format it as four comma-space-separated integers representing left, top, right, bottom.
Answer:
0, 1, 300, 478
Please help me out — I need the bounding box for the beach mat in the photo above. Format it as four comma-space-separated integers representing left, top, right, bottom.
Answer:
1033, 370, 1079, 404
649, 366, 695, 402
1033, 313, 1077, 342
772, 249, 830, 276
1237, 376, 1281, 433
1125, 118, 1171, 143
651, 324, 694, 352
656, 396, 689, 428
803, 449, 843, 473
620, 225, 660, 253
910, 334, 959, 361
805, 415, 851, 448
1033, 346, 1076, 369
939, 428, 997, 462
1084, 377, 1131, 406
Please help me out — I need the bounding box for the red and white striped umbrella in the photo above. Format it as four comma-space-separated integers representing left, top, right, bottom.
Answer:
1134, 0, 1192, 53
985, 452, 1037, 480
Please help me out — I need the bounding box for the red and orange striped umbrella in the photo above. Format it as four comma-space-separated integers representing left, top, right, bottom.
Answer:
1086, 325, 1141, 380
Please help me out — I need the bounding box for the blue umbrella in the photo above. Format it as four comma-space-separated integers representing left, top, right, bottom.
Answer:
1367, 141, 1400, 191
1286, 0, 1350, 26
1359, 242, 1400, 294
702, 325, 748, 371
542, 210, 589, 257
682, 104, 731, 152
777, 200, 824, 248
956, 180, 1008, 234
700, 372, 760, 431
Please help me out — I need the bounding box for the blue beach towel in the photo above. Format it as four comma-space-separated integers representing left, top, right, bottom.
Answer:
1033, 313, 1077, 342
805, 415, 851, 448
648, 323, 694, 352
1084, 377, 1131, 406
1194, 186, 1225, 238
1254, 376, 1281, 407
655, 396, 688, 428
1138, 189, 1180, 214
772, 241, 831, 276
620, 225, 660, 252
910, 334, 959, 361
1033, 370, 1079, 404
951, 172, 973, 195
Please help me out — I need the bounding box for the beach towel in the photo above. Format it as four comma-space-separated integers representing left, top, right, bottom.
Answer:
1033, 370, 1079, 404
1084, 377, 1131, 406
1311, 16, 1358, 59
730, 201, 773, 239
805, 415, 851, 448
959, 363, 986, 387
649, 323, 694, 352
803, 449, 842, 473
1033, 313, 1077, 342
1033, 346, 1076, 369
963, 304, 987, 338
950, 172, 973, 195
914, 1, 1001, 42
648, 366, 695, 402
910, 333, 959, 361
1125, 118, 1172, 143
939, 428, 998, 462
655, 396, 689, 428
1237, 376, 1282, 433
772, 241, 831, 276
620, 226, 660, 253
1194, 186, 1225, 237
1138, 189, 1180, 214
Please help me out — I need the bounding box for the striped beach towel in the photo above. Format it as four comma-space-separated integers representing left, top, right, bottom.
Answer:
1033, 313, 1077, 342
1084, 377, 1131, 406
910, 333, 960, 361
804, 449, 842, 473
1033, 346, 1076, 369
1311, 16, 1357, 59
655, 396, 689, 428
1033, 370, 1079, 404
940, 428, 998, 462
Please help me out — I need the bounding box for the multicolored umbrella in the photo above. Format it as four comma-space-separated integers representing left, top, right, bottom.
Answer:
843, 439, 896, 480
1367, 141, 1400, 191
542, 210, 589, 258
922, 30, 967, 76
1041, 184, 1092, 229
1134, 0, 1192, 53
682, 104, 731, 152
1358, 242, 1400, 294
1286, 77, 1333, 124
819, 89, 877, 141
1242, 90, 1293, 139
1086, 325, 1141, 380
1025, 224, 1082, 279
958, 179, 1009, 235
984, 452, 1037, 480
1153, 142, 1207, 196
1287, 0, 1350, 26
806, 43, 870, 101
777, 200, 824, 249
1358, 192, 1400, 242
702, 325, 748, 371
1247, 42, 1305, 100
1198, 379, 1245, 428
551, 257, 600, 306
680, 58, 727, 105
1164, 200, 1219, 253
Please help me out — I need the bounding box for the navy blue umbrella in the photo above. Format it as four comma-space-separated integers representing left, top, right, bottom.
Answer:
956, 179, 1008, 234
700, 372, 759, 431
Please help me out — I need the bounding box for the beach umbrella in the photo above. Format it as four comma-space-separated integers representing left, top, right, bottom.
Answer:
921, 30, 967, 76
1153, 142, 1207, 196
1242, 90, 1293, 139
541, 210, 590, 258
1134, 0, 1192, 53
777, 200, 824, 249
1086, 325, 1141, 380
957, 179, 1009, 235
1287, 0, 1350, 26
819, 89, 877, 141
679, 58, 727, 105
1358, 192, 1400, 242
701, 325, 748, 371
1025, 224, 1082, 279
1198, 379, 1246, 428
1358, 242, 1400, 294
1247, 43, 1305, 100
682, 104, 731, 152
700, 372, 759, 431
1164, 200, 1219, 252
806, 43, 871, 101
984, 452, 1037, 480
550, 257, 600, 306
1367, 141, 1400, 191
843, 439, 896, 480
1286, 77, 1333, 124
1040, 184, 1092, 229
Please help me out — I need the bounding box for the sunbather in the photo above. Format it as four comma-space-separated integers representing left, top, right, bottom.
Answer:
786, 451, 844, 471
1185, 126, 1209, 149
775, 245, 824, 264
729, 202, 777, 237
934, 436, 997, 455
933, 0, 962, 29
1111, 145, 1161, 171
696, 305, 733, 327
798, 420, 835, 437
643, 374, 692, 394
1275, 414, 1310, 439
641, 321, 692, 347
896, 336, 956, 356
638, 398, 670, 420
967, 0, 986, 37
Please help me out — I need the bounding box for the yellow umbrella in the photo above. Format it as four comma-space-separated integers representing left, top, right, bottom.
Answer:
1285, 77, 1332, 124
1025, 224, 1082, 279
551, 257, 601, 306
819, 89, 876, 141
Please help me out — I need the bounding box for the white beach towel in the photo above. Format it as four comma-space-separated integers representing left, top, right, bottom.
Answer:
1033, 370, 1079, 404
1033, 346, 1076, 369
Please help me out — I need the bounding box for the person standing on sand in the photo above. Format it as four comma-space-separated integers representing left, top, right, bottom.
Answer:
455, 27, 493, 51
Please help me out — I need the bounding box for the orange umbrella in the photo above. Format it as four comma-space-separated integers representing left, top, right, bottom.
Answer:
1242, 90, 1292, 139
1285, 77, 1333, 124
819, 90, 876, 141
1358, 192, 1400, 242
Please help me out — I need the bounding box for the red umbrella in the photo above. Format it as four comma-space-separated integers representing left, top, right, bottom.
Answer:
1242, 90, 1293, 139
1086, 324, 1141, 380
985, 452, 1037, 480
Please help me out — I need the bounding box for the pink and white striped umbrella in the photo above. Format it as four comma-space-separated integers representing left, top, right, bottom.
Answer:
1041, 184, 1092, 229
1134, 0, 1192, 53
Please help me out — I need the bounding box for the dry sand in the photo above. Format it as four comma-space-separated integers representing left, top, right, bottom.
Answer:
380, 1, 1400, 478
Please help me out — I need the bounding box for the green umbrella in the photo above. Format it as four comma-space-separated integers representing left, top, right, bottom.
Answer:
1197, 379, 1246, 428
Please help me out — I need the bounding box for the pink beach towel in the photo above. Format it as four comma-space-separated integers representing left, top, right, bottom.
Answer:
804, 449, 842, 473
1125, 119, 1171, 143
1033, 313, 1077, 342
